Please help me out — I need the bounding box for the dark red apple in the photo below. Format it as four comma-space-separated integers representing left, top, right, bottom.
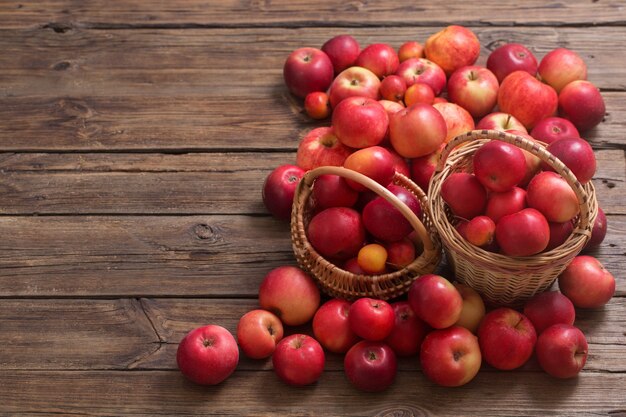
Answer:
585, 206, 607, 250
559, 80, 605, 132
344, 341, 397, 392
307, 207, 366, 260
546, 221, 574, 251
362, 184, 422, 242
536, 324, 588, 379
379, 75, 407, 102
523, 291, 575, 335
496, 208, 550, 256
473, 140, 527, 192
486, 43, 538, 83
530, 116, 580, 145
283, 47, 334, 98
441, 172, 487, 220
312, 298, 360, 354
312, 174, 359, 210
543, 137, 596, 184
384, 301, 428, 357
355, 43, 400, 78
322, 34, 361, 74
262, 164, 305, 221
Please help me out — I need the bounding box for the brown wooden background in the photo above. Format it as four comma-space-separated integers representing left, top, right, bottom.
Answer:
0, 1, 624, 416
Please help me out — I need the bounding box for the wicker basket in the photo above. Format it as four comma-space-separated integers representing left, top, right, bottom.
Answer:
428, 129, 598, 307
291, 165, 442, 300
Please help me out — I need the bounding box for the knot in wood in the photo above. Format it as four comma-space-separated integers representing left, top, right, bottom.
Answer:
193, 223, 220, 242
53, 61, 71, 71
58, 98, 95, 118
373, 405, 429, 417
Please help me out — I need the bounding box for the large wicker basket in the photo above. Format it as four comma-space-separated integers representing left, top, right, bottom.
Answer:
291, 165, 442, 300
428, 129, 598, 307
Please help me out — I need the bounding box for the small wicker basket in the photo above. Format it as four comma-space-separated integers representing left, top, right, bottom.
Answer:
428, 129, 598, 307
291, 165, 442, 300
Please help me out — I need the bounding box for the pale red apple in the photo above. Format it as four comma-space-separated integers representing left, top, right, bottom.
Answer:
447, 65, 499, 118
538, 48, 587, 93
408, 274, 463, 329
424, 25, 480, 76
389, 103, 447, 158
526, 171, 579, 223
476, 112, 527, 133
296, 127, 352, 170
498, 70, 558, 129
433, 102, 475, 144
304, 91, 331, 119
453, 283, 486, 334
395, 58, 447, 95
398, 41, 424, 62
237, 309, 284, 359
332, 96, 389, 148
558, 255, 615, 308
328, 66, 381, 108
343, 145, 395, 191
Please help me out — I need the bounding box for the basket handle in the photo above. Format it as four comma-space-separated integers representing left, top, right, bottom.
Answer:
300, 166, 436, 252
434, 129, 593, 235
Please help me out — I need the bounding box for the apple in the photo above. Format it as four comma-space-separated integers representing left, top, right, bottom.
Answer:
420, 326, 482, 387
424, 25, 480, 76
473, 140, 527, 192
296, 127, 352, 171
453, 283, 486, 334
357, 243, 388, 274
304, 91, 330, 119
465, 216, 496, 248
349, 298, 395, 341
384, 301, 428, 357
543, 137, 596, 183
485, 186, 527, 223
177, 325, 239, 385
307, 207, 366, 260
498, 70, 558, 129
536, 324, 588, 378
344, 341, 397, 392
262, 164, 305, 221
283, 47, 334, 98
378, 99, 405, 115
585, 206, 607, 250
404, 82, 435, 106
272, 334, 325, 386
343, 145, 395, 191
322, 34, 361, 74
441, 172, 487, 220
523, 291, 575, 335
447, 66, 499, 118
343, 257, 367, 275
258, 266, 321, 326
389, 103, 447, 158
408, 274, 463, 329
503, 129, 542, 187
410, 144, 445, 192
526, 171, 579, 223
558, 255, 616, 308
538, 48, 587, 93
312, 174, 359, 210
559, 80, 606, 132
328, 66, 381, 108
332, 96, 389, 148
433, 96, 448, 104
477, 308, 537, 370
313, 298, 360, 354
455, 219, 469, 240
433, 102, 475, 144
486, 43, 538, 83
384, 237, 416, 270
476, 112, 527, 133
237, 309, 284, 359
496, 208, 550, 256
362, 183, 422, 242
355, 43, 400, 78
395, 58, 447, 95
379, 75, 407, 102
398, 41, 424, 62
530, 116, 580, 145
387, 147, 411, 177
546, 220, 575, 251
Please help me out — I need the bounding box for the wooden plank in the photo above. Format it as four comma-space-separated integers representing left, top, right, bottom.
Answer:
1, 0, 625, 28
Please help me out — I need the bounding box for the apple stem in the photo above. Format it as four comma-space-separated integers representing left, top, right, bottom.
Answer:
368, 351, 377, 361
267, 325, 275, 336
453, 351, 463, 362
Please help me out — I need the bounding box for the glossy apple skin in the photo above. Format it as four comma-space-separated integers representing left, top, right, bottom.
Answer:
262, 164, 305, 221
343, 146, 395, 192
486, 187, 527, 223
530, 116, 580, 145
357, 243, 388, 274
296, 127, 352, 171
313, 298, 360, 354
498, 70, 558, 129
328, 66, 381, 108
473, 140, 527, 192
386, 147, 411, 177
559, 80, 606, 133
383, 301, 428, 357
538, 48, 587, 93
585, 206, 607, 250
476, 112, 527, 133
424, 25, 480, 76
433, 102, 475, 144
404, 82, 435, 106
379, 75, 407, 102
447, 65, 499, 118
398, 41, 424, 62
536, 324, 588, 378
355, 43, 400, 78
272, 334, 325, 386
453, 283, 486, 334
420, 326, 482, 387
237, 309, 284, 359
477, 308, 537, 370
503, 129, 542, 188
546, 220, 574, 251
177, 325, 239, 385
542, 137, 596, 184
486, 43, 538, 83
349, 298, 395, 341
307, 207, 366, 261
441, 172, 487, 220
558, 255, 616, 308
258, 266, 321, 326
389, 103, 447, 158
465, 216, 496, 248
283, 47, 334, 98
362, 184, 422, 242
496, 208, 550, 256
304, 91, 331, 120
384, 238, 416, 270
312, 174, 359, 210
523, 291, 575, 335
322, 34, 360, 74
408, 274, 463, 329
526, 171, 579, 223
344, 341, 397, 392
409, 144, 443, 192
395, 58, 447, 95
332, 96, 389, 149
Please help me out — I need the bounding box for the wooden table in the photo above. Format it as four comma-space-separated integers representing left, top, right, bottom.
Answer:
0, 1, 624, 416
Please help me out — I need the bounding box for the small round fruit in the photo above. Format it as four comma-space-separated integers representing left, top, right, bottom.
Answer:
304, 91, 331, 119
237, 309, 284, 360
558, 255, 615, 308
473, 140, 527, 192
272, 334, 325, 386
357, 243, 388, 274
307, 207, 366, 260
543, 137, 596, 184
349, 298, 395, 341
344, 341, 398, 392
465, 216, 496, 248
262, 165, 305, 221
404, 82, 435, 106
536, 324, 588, 379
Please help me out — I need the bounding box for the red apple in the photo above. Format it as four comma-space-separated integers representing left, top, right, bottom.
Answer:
307, 207, 366, 260
349, 298, 395, 341
476, 112, 527, 133
486, 43, 538, 83
344, 341, 397, 392
441, 172, 487, 220
543, 137, 596, 184
408, 274, 463, 329
558, 255, 616, 308
328, 66, 381, 108
343, 146, 395, 191
258, 266, 321, 326
283, 47, 334, 98
398, 41, 424, 62
465, 216, 496, 248
312, 299, 360, 354
538, 48, 587, 93
304, 91, 330, 119
384, 301, 428, 357
585, 206, 607, 250
530, 116, 580, 145
395, 58, 447, 95
379, 75, 407, 102
296, 127, 352, 171
322, 34, 361, 74
332, 96, 389, 148
177, 325, 239, 385
355, 43, 400, 78
447, 66, 499, 118
384, 237, 416, 270
503, 129, 542, 187
312, 174, 359, 210
386, 147, 411, 177
272, 334, 325, 386
536, 324, 588, 378
424, 25, 480, 76
485, 186, 527, 223
410, 144, 445, 192
498, 70, 558, 129
389, 103, 447, 158
378, 99, 405, 115
404, 82, 435, 106
546, 220, 575, 251
420, 326, 482, 387
526, 171, 579, 223
523, 291, 575, 335
453, 283, 486, 334
237, 309, 284, 359
477, 308, 537, 370
496, 208, 550, 256
559, 80, 606, 132
362, 183, 422, 242
433, 102, 475, 144
473, 140, 527, 192
262, 164, 305, 221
